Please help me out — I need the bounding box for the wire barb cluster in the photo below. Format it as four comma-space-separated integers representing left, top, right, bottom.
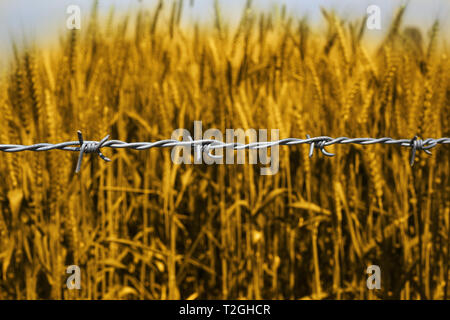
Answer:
0, 131, 448, 172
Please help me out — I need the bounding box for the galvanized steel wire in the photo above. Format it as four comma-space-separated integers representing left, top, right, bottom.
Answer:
0, 131, 448, 172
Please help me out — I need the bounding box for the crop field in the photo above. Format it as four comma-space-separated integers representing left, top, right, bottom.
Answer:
0, 1, 448, 299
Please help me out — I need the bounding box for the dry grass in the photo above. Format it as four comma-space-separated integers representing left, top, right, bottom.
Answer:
0, 1, 449, 299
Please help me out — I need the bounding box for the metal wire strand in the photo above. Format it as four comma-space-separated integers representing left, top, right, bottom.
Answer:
0, 131, 448, 172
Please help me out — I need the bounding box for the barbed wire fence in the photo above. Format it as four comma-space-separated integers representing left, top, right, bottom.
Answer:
0, 131, 448, 173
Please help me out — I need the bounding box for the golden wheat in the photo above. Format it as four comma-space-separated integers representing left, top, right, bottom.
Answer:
0, 2, 448, 300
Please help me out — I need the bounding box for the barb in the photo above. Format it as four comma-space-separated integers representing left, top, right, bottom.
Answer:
76, 131, 111, 173
408, 135, 434, 166
306, 134, 335, 157
0, 131, 448, 172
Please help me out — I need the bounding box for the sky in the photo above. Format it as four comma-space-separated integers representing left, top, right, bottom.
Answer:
0, 0, 449, 63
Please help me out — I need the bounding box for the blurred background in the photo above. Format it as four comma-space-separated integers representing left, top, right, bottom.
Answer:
1, 0, 449, 60
0, 0, 448, 300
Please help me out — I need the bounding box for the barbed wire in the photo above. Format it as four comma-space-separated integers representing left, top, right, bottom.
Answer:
0, 131, 448, 173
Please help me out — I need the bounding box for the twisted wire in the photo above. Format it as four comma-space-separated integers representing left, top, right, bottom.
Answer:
0, 131, 448, 172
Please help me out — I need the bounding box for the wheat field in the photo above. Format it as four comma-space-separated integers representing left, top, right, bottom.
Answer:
0, 1, 449, 300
